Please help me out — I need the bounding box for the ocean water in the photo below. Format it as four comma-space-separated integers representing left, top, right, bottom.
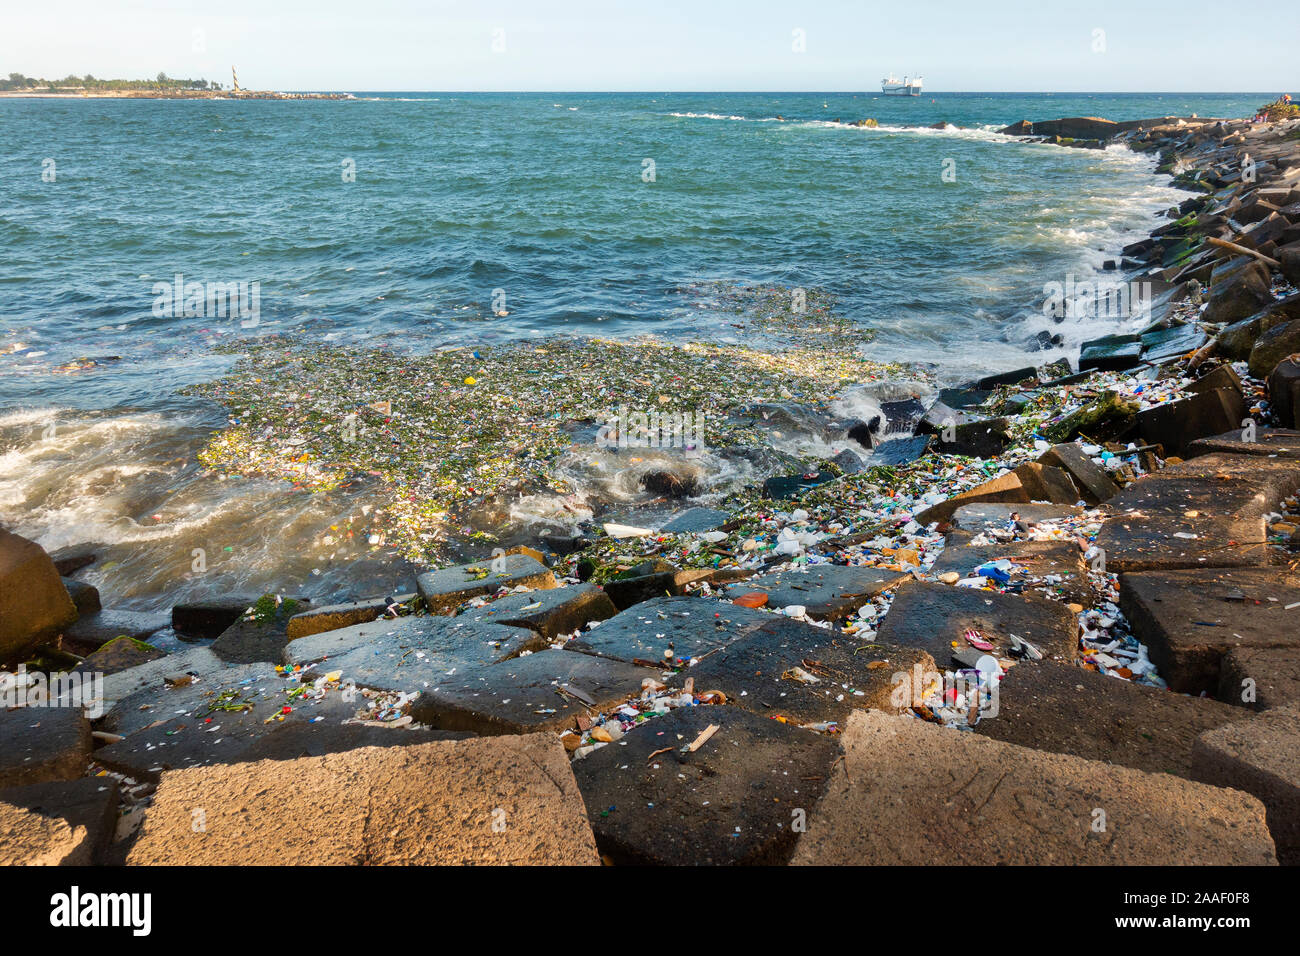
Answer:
0, 91, 1270, 608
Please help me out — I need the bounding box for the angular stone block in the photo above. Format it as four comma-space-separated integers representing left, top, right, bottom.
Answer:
408, 648, 659, 735
0, 707, 92, 788
790, 710, 1276, 865
874, 579, 1079, 664
974, 659, 1249, 778
1120, 567, 1300, 695
460, 584, 617, 640
930, 540, 1090, 607
127, 736, 600, 865
0, 777, 119, 866
737, 565, 909, 621
572, 706, 840, 865
292, 616, 544, 693
566, 596, 774, 666
1193, 708, 1300, 865
686, 619, 933, 725
660, 508, 731, 534
1037, 443, 1121, 504
416, 554, 556, 614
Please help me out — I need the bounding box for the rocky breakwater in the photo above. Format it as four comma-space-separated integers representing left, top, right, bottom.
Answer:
6, 105, 1300, 866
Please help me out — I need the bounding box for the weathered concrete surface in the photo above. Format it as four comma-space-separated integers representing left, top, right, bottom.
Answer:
572, 706, 841, 865
686, 619, 934, 725
292, 616, 544, 694
1186, 428, 1300, 460
1119, 567, 1300, 695
974, 660, 1249, 778
1096, 453, 1300, 571
567, 595, 776, 665
0, 777, 119, 865
0, 528, 78, 662
460, 584, 617, 640
96, 661, 467, 781
660, 507, 731, 534
286, 597, 410, 641
1038, 443, 1121, 504
1193, 708, 1300, 865
930, 540, 1090, 606
874, 579, 1079, 664
127, 735, 600, 865
210, 600, 305, 665
416, 554, 556, 614
409, 648, 659, 735
172, 593, 284, 638
99, 646, 226, 720
0, 707, 92, 788
62, 609, 169, 651
947, 502, 1083, 535
1219, 647, 1300, 711
734, 565, 908, 621
0, 799, 91, 865
791, 710, 1277, 865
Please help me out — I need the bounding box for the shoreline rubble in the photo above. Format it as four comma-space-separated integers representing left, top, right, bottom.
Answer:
4, 104, 1300, 865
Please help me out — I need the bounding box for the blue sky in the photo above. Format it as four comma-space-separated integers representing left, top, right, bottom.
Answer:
5, 0, 1295, 92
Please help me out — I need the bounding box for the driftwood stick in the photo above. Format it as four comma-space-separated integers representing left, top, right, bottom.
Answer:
1207, 236, 1281, 267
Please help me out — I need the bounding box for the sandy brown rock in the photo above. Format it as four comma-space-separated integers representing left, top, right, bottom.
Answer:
127, 735, 599, 865
0, 529, 78, 662
1192, 708, 1300, 865
0, 799, 90, 865
791, 710, 1276, 865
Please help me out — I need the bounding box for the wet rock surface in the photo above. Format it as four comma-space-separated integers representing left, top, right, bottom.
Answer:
572, 706, 841, 865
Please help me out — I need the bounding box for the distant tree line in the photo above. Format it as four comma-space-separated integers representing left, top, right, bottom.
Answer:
1, 72, 222, 91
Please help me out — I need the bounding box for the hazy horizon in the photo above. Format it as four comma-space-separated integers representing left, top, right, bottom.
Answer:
4, 0, 1295, 94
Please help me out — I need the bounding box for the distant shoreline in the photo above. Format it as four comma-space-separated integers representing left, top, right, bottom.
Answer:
0, 89, 352, 100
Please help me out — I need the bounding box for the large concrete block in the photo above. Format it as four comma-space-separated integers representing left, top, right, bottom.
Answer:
1192, 708, 1300, 865
416, 554, 556, 614
1119, 567, 1300, 695
0, 706, 92, 788
874, 579, 1079, 665
572, 706, 840, 865
735, 565, 908, 621
408, 648, 660, 735
127, 736, 600, 865
791, 710, 1276, 865
974, 659, 1249, 778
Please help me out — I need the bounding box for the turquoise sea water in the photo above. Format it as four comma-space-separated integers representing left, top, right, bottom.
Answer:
0, 91, 1273, 606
